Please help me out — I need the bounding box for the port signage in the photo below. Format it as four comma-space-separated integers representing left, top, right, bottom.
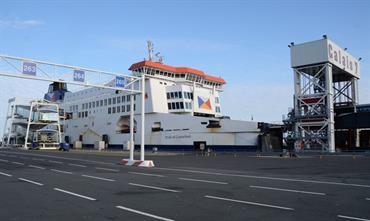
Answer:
115, 76, 125, 87
22, 62, 36, 75
73, 70, 85, 82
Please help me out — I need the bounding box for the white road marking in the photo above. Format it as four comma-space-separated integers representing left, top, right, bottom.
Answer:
48, 160, 63, 164
29, 165, 46, 170
179, 177, 228, 185
0, 171, 12, 177
54, 188, 96, 201
156, 168, 370, 188
249, 185, 326, 196
81, 174, 115, 182
18, 178, 44, 186
69, 163, 86, 168
95, 167, 119, 172
129, 172, 164, 177
116, 205, 175, 221
50, 169, 73, 174
0, 159, 9, 163
129, 183, 181, 193
338, 215, 370, 221
32, 158, 45, 161
12, 161, 25, 165
205, 195, 294, 211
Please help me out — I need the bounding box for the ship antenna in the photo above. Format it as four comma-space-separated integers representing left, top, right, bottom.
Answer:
147, 41, 154, 61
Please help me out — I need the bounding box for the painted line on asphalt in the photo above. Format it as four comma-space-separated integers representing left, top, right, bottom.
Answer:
205, 195, 294, 211
129, 183, 181, 193
29, 165, 46, 170
48, 160, 63, 164
129, 172, 164, 177
116, 205, 175, 221
156, 167, 370, 188
81, 174, 116, 182
249, 185, 326, 196
12, 161, 25, 166
0, 171, 12, 177
18, 178, 44, 186
0, 159, 9, 163
69, 163, 87, 168
54, 188, 96, 201
9, 152, 115, 166
50, 169, 73, 174
338, 215, 370, 221
95, 167, 119, 172
179, 177, 228, 185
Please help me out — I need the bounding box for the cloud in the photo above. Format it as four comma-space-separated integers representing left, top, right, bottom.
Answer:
220, 82, 293, 123
0, 19, 44, 28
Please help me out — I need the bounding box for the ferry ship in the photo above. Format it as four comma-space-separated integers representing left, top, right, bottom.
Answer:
55, 46, 260, 151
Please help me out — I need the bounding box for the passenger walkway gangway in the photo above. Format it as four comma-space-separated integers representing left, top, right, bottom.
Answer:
0, 54, 152, 166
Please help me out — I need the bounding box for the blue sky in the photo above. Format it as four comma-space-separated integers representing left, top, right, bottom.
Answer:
0, 0, 369, 134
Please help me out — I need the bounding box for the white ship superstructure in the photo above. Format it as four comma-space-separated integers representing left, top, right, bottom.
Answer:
61, 59, 260, 151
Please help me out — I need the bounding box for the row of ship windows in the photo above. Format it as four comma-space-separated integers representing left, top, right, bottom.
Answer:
135, 68, 222, 87
108, 105, 136, 114
166, 91, 193, 100
168, 102, 192, 110
70, 95, 136, 112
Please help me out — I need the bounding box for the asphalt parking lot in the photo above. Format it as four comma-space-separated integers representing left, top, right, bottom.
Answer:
0, 149, 369, 221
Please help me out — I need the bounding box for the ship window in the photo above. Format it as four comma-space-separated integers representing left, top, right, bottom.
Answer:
215, 97, 219, 104
96, 101, 99, 107
188, 102, 192, 109
85, 111, 88, 117
167, 93, 170, 99
176, 102, 180, 109
92, 102, 95, 108
108, 98, 112, 105
113, 97, 116, 104
82, 104, 85, 110
133, 95, 136, 101
122, 105, 125, 112
117, 106, 121, 113
185, 102, 189, 109
184, 92, 188, 99
104, 99, 107, 106
179, 92, 182, 99
112, 107, 116, 114
134, 104, 136, 111
78, 112, 81, 118
216, 106, 221, 113
108, 107, 111, 114
127, 95, 130, 102
170, 92, 174, 99
89, 102, 91, 109
168, 103, 171, 110
180, 102, 184, 109
171, 103, 176, 109
117, 96, 121, 103
127, 104, 131, 112
122, 96, 126, 103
